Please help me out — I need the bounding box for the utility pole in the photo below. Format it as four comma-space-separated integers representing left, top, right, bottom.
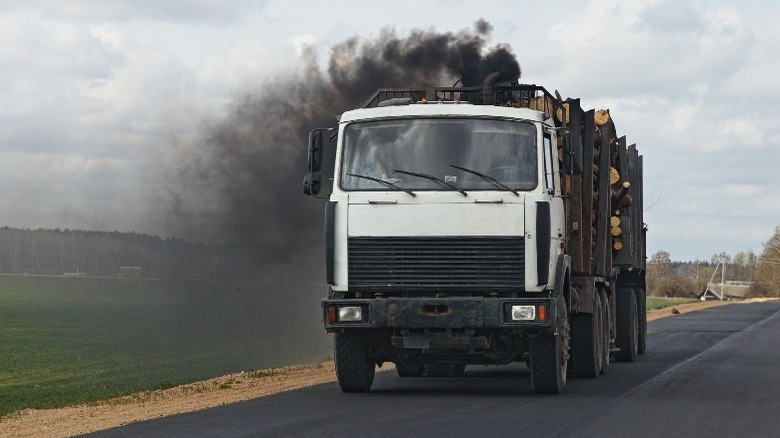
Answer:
721, 253, 726, 300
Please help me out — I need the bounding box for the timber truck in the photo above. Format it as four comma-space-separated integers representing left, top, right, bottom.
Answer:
303, 74, 647, 394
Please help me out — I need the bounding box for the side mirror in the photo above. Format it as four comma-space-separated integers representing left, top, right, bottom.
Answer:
308, 130, 324, 172
303, 172, 322, 196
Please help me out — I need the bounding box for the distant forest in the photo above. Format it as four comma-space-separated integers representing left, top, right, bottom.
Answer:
4, 225, 777, 296
0, 227, 319, 282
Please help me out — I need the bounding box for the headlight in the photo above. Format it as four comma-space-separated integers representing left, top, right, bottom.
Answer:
511, 305, 536, 321
338, 306, 363, 322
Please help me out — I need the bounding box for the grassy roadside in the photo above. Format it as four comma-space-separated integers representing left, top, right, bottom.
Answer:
646, 297, 697, 310
0, 275, 330, 418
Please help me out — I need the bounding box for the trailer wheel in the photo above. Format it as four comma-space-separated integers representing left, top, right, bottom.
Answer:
396, 361, 424, 377
570, 293, 602, 378
334, 330, 375, 392
600, 289, 610, 374
635, 288, 647, 354
530, 300, 569, 394
614, 289, 638, 362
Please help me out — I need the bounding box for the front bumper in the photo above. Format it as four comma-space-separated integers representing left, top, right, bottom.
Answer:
322, 296, 559, 331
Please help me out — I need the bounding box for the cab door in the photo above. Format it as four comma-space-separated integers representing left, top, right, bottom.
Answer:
528, 129, 564, 289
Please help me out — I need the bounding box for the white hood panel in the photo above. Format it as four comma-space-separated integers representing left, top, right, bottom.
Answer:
348, 201, 524, 237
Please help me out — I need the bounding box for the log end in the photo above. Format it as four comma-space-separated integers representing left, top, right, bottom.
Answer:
595, 109, 611, 126
609, 167, 620, 185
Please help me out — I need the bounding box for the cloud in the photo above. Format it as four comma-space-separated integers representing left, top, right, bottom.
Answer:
641, 0, 704, 34
6, 0, 268, 25
0, 0, 778, 262
546, 1, 753, 99
196, 40, 275, 94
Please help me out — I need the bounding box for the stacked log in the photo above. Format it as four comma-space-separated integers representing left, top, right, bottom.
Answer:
591, 107, 633, 254
610, 178, 625, 250
610, 167, 620, 185
590, 107, 617, 253
594, 109, 610, 126
609, 171, 632, 252
596, 109, 619, 153
612, 181, 630, 203
554, 90, 570, 124
558, 92, 636, 266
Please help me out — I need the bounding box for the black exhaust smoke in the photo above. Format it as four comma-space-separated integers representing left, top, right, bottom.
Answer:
165, 20, 521, 279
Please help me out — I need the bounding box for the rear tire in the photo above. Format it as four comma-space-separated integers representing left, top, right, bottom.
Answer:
570, 293, 602, 378
614, 289, 638, 362
334, 330, 375, 392
600, 289, 610, 374
530, 299, 569, 394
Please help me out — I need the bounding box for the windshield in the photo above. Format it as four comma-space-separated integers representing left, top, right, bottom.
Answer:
340, 117, 537, 192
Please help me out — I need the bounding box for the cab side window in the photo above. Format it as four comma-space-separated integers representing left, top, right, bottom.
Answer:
543, 133, 555, 193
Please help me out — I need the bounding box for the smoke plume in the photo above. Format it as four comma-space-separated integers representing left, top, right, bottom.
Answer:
167, 20, 521, 278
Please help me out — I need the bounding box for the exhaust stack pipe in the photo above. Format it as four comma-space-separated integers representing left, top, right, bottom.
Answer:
481, 71, 503, 105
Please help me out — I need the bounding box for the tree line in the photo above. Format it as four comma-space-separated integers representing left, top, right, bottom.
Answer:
647, 226, 780, 298
4, 225, 778, 294
0, 227, 311, 282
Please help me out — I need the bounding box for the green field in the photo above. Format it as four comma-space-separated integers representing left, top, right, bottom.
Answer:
0, 275, 331, 417
646, 297, 697, 310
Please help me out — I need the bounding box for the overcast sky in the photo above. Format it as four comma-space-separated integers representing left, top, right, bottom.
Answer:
1, 0, 778, 261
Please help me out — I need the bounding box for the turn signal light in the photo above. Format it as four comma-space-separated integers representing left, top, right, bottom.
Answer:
538, 304, 547, 322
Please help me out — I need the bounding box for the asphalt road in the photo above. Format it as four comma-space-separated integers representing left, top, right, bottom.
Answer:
85, 300, 780, 438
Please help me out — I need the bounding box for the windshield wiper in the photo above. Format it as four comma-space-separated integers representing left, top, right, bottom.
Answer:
347, 173, 416, 197
450, 164, 519, 196
391, 168, 468, 196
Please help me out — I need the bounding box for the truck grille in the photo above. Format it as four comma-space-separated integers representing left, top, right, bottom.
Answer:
348, 236, 525, 292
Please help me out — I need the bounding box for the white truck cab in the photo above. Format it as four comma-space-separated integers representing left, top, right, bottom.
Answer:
303, 85, 644, 395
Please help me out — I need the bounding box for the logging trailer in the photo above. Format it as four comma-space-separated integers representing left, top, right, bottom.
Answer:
303, 76, 647, 394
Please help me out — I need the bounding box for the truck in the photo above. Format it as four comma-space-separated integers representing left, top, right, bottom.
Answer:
303, 71, 646, 394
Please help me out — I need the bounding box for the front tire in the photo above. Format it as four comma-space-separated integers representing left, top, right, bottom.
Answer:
570, 293, 602, 378
530, 299, 569, 394
334, 330, 375, 392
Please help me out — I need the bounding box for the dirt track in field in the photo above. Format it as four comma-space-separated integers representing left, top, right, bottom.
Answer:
1, 299, 743, 438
